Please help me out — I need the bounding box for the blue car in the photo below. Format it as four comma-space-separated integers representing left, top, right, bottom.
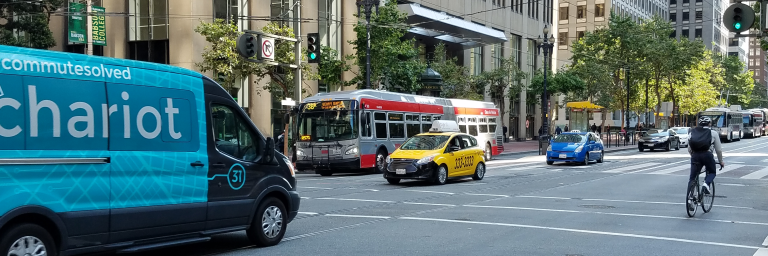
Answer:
546, 132, 605, 165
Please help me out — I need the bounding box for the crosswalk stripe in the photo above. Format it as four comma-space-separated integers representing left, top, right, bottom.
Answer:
717, 164, 744, 174
603, 162, 660, 173
649, 164, 691, 174
740, 167, 768, 180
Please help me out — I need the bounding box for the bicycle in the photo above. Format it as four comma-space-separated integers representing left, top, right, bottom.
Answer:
686, 164, 721, 217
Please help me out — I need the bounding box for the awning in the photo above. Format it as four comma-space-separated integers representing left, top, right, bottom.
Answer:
398, 4, 507, 49
566, 101, 604, 109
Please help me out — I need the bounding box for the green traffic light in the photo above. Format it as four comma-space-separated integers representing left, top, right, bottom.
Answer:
309, 52, 317, 60
734, 22, 742, 30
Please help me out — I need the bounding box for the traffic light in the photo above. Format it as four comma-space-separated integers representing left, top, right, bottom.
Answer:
236, 34, 257, 58
307, 33, 320, 63
723, 3, 755, 33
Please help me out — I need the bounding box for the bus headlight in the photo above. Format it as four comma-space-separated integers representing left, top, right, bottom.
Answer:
296, 149, 305, 157
345, 147, 358, 155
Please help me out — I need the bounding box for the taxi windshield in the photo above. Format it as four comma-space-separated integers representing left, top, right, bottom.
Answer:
400, 135, 451, 150
553, 134, 586, 143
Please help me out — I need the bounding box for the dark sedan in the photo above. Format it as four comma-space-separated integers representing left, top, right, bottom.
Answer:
638, 129, 681, 152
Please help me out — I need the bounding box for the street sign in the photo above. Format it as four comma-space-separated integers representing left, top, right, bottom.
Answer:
260, 37, 275, 60
281, 98, 296, 106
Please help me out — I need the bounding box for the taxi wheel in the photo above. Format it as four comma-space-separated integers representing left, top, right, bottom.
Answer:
597, 151, 604, 163
472, 163, 485, 181
582, 153, 589, 166
386, 178, 401, 185
546, 161, 554, 165
433, 165, 448, 185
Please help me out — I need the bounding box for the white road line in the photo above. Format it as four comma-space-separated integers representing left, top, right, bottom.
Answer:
403, 202, 456, 207
298, 212, 319, 215
399, 217, 759, 249
603, 162, 661, 173
464, 193, 510, 197
301, 186, 334, 190
719, 183, 747, 187
649, 164, 690, 174
463, 204, 768, 226
407, 190, 455, 195
718, 164, 745, 174
325, 214, 391, 219
300, 197, 311, 199
515, 195, 754, 210
762, 235, 768, 247
314, 198, 394, 203
742, 167, 768, 180
363, 189, 380, 191
754, 248, 768, 256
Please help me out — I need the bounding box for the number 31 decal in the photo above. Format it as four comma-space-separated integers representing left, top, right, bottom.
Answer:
454, 155, 474, 169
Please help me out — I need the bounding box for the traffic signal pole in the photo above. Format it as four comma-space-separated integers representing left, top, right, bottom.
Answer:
295, 0, 302, 104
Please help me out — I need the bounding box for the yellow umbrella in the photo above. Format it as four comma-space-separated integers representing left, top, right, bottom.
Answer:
566, 101, 604, 109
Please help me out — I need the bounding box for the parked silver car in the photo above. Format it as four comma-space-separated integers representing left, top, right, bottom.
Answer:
670, 127, 691, 148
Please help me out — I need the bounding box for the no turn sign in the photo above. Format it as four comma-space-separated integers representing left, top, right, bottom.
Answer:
260, 37, 275, 60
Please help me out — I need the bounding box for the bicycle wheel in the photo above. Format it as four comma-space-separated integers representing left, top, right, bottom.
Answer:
686, 180, 699, 217
701, 182, 715, 213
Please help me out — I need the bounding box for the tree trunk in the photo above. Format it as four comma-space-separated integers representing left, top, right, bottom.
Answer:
668, 75, 677, 127
654, 72, 662, 126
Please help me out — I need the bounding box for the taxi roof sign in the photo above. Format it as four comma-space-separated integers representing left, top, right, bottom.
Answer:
429, 120, 461, 133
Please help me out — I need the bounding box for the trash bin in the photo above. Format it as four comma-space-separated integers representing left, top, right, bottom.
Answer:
539, 137, 550, 155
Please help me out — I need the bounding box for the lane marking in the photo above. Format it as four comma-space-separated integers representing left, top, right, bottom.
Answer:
718, 164, 745, 174
603, 162, 660, 173
363, 189, 380, 192
314, 198, 394, 203
298, 212, 319, 215
403, 202, 456, 207
463, 204, 768, 226
763, 235, 768, 247
399, 217, 759, 249
325, 214, 391, 219
742, 167, 768, 180
755, 248, 768, 256
407, 190, 455, 195
648, 164, 690, 174
464, 193, 509, 197
515, 195, 754, 210
719, 183, 747, 187
301, 186, 334, 190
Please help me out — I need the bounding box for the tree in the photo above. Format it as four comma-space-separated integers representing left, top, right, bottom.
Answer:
0, 0, 65, 49
195, 19, 260, 95
474, 55, 527, 118
746, 82, 768, 108
349, 0, 425, 91
431, 43, 481, 100
318, 46, 353, 91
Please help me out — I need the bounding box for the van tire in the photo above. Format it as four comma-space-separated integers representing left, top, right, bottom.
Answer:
0, 223, 57, 256
247, 197, 287, 247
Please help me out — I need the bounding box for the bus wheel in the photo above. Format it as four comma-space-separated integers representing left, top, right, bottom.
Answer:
374, 150, 387, 174
484, 144, 493, 162
0, 223, 57, 256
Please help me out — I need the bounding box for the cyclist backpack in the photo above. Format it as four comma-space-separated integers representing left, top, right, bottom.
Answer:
689, 127, 712, 152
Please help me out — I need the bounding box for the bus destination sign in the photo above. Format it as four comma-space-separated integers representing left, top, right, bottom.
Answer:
303, 101, 349, 111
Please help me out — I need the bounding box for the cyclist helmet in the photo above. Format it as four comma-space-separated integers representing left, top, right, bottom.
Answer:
698, 116, 712, 127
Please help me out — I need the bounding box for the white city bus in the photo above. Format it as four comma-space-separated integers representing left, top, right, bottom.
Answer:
739, 110, 761, 138
697, 107, 743, 142
295, 90, 504, 176
748, 108, 767, 136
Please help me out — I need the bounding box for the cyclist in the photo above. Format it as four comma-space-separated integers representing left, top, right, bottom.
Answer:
687, 116, 724, 196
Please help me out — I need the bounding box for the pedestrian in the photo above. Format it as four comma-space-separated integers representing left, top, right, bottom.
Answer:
503, 125, 508, 142
564, 125, 570, 132
591, 123, 597, 133
555, 126, 562, 135
276, 131, 285, 153
538, 126, 544, 137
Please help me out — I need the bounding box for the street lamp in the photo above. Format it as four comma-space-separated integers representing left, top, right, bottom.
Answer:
536, 25, 556, 145
357, 0, 380, 90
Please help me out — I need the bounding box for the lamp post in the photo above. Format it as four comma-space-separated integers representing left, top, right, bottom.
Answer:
536, 25, 556, 144
357, 0, 380, 90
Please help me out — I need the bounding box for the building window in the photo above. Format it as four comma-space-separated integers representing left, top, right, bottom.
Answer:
510, 34, 522, 68
559, 32, 568, 49
577, 5, 586, 19
670, 0, 676, 4
750, 48, 755, 56
470, 47, 483, 75
128, 0, 169, 41
595, 4, 605, 17
695, 28, 702, 38
492, 44, 503, 69
271, 0, 292, 27
559, 6, 569, 20
576, 31, 585, 41
750, 59, 754, 67
682, 28, 689, 38
695, 10, 702, 20
696, 0, 702, 3
213, 0, 239, 23
128, 40, 169, 64
683, 0, 689, 4
669, 30, 676, 38
683, 11, 689, 21
670, 12, 676, 22
730, 38, 739, 46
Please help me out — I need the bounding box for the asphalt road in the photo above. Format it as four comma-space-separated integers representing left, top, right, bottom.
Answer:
117, 137, 768, 256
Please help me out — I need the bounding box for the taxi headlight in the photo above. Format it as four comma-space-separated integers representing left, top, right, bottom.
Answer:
574, 145, 584, 153
416, 154, 438, 165
345, 147, 358, 155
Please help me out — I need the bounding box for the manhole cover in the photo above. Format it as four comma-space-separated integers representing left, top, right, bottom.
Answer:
578, 204, 616, 209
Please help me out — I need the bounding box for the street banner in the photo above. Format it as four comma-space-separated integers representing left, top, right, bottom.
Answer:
68, 2, 87, 44
92, 6, 107, 46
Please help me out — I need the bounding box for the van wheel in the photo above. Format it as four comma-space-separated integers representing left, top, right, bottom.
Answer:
374, 150, 387, 174
247, 197, 287, 247
0, 223, 57, 256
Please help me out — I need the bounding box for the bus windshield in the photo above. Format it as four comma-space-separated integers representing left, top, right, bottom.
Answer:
298, 101, 359, 142
699, 112, 726, 127
400, 135, 451, 150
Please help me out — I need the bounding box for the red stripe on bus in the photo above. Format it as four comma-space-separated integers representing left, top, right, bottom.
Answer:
361, 154, 376, 168
454, 107, 500, 116
360, 98, 443, 114
493, 145, 502, 155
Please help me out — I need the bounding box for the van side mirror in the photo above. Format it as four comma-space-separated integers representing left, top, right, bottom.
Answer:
263, 137, 276, 164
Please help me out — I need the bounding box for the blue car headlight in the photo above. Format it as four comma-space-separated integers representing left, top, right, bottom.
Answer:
574, 145, 584, 153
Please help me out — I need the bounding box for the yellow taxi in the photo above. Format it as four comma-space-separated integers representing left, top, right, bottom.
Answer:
384, 120, 486, 185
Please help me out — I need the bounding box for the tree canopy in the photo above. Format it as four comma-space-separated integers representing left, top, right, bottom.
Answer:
0, 0, 65, 49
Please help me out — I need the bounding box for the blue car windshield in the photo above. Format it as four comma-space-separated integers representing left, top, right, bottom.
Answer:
553, 134, 586, 143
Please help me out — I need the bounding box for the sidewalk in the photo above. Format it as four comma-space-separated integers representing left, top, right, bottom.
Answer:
499, 140, 637, 156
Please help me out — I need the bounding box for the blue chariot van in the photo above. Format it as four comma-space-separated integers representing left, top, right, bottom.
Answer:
0, 45, 300, 255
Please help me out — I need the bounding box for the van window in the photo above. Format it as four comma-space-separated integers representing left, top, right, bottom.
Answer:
211, 104, 259, 161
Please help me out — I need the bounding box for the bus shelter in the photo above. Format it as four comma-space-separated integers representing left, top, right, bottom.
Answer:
566, 101, 604, 132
